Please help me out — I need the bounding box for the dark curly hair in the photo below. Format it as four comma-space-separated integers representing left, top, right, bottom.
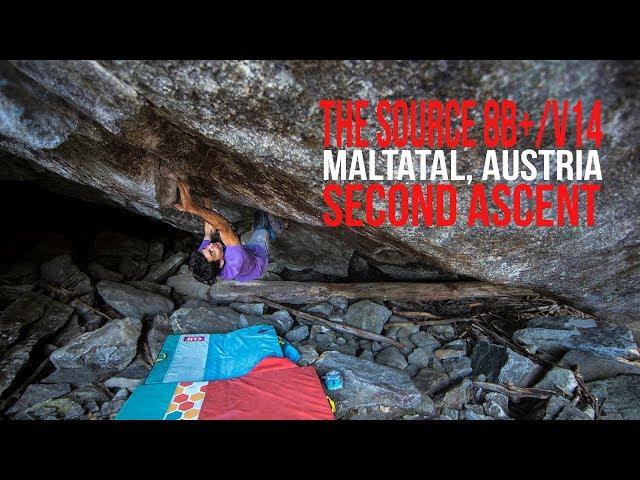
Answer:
188, 249, 221, 284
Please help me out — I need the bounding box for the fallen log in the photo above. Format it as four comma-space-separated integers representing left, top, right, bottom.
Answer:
383, 317, 474, 329
255, 297, 404, 349
209, 280, 535, 304
474, 381, 556, 400
393, 310, 440, 319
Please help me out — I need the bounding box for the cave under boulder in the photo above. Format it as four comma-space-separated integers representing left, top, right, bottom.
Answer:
1, 60, 639, 337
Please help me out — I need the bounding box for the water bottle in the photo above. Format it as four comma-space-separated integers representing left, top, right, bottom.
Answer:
323, 370, 344, 391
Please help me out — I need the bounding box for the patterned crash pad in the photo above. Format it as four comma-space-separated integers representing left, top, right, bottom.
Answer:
116, 324, 334, 420
116, 357, 334, 420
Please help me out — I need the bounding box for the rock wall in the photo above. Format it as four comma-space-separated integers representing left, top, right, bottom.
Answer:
1, 60, 639, 335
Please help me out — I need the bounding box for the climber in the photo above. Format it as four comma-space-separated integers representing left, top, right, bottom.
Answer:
173, 179, 286, 284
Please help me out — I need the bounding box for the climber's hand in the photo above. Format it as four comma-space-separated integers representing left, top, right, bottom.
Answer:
204, 221, 216, 236
175, 179, 196, 213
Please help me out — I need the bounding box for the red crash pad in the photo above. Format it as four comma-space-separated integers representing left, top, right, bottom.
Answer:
198, 357, 334, 420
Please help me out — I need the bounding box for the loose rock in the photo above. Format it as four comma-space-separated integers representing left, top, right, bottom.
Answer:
0, 291, 51, 351
104, 355, 151, 391
587, 374, 640, 420
344, 300, 392, 335
408, 345, 439, 368
40, 254, 79, 285
0, 299, 73, 396
118, 257, 148, 280
12, 396, 85, 420
170, 305, 245, 334
359, 349, 374, 361
87, 261, 124, 282
376, 263, 457, 282
285, 325, 310, 343
301, 302, 333, 316
43, 317, 141, 385
51, 314, 85, 347
144, 252, 188, 283
442, 355, 473, 381
409, 331, 441, 349
554, 403, 593, 420
438, 408, 460, 420
439, 378, 474, 410
427, 325, 457, 342
435, 348, 466, 360
126, 280, 171, 297
483, 392, 510, 419
100, 388, 129, 419
513, 316, 640, 360
229, 302, 265, 316
147, 240, 165, 262
534, 367, 578, 396
543, 395, 573, 420
463, 405, 493, 420
6, 383, 72, 415
470, 341, 543, 387
261, 310, 294, 335
146, 313, 172, 360
96, 280, 174, 318
328, 296, 349, 311
375, 346, 408, 370
415, 395, 437, 418
413, 368, 451, 396
69, 293, 102, 329
166, 267, 209, 300
295, 343, 319, 366
558, 349, 640, 382
314, 351, 422, 418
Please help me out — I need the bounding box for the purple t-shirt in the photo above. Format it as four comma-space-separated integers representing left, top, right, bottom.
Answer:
199, 239, 267, 282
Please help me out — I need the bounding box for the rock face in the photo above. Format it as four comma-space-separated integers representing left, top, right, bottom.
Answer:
470, 341, 542, 387
96, 281, 174, 318
165, 266, 209, 301
0, 297, 73, 396
375, 346, 408, 370
43, 317, 141, 385
1, 60, 639, 335
513, 316, 640, 360
146, 314, 172, 360
314, 350, 422, 418
344, 300, 391, 334
169, 305, 247, 334
587, 375, 640, 420
40, 254, 79, 285
6, 383, 72, 416
534, 367, 578, 396
558, 350, 640, 382
143, 252, 188, 283
0, 291, 51, 351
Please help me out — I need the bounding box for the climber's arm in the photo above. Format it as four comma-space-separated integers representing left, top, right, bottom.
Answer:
202, 198, 215, 238
174, 180, 241, 246
191, 205, 241, 246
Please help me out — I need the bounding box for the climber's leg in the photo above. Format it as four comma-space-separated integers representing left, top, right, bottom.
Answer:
248, 211, 288, 252
249, 211, 271, 253
266, 213, 287, 240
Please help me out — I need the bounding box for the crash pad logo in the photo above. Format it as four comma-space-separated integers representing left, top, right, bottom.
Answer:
183, 335, 205, 342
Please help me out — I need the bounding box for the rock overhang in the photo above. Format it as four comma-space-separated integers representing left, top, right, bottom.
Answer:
0, 60, 638, 337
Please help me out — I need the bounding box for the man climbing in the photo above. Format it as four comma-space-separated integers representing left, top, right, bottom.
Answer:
173, 179, 286, 284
